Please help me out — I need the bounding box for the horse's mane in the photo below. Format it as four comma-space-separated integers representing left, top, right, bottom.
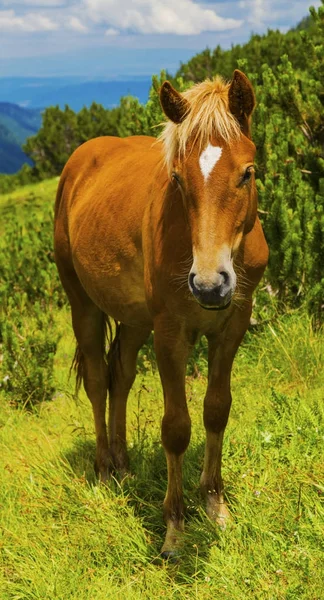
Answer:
159, 76, 241, 175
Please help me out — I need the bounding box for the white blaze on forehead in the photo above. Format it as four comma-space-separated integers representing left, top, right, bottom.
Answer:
199, 144, 222, 181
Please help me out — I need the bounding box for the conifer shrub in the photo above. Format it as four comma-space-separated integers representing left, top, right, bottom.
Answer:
0, 297, 59, 409
0, 198, 65, 311
246, 4, 324, 323
0, 190, 63, 408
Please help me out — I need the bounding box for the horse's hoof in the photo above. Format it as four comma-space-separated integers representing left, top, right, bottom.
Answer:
115, 467, 131, 481
161, 550, 179, 563
215, 513, 228, 530
94, 460, 110, 484
205, 493, 231, 529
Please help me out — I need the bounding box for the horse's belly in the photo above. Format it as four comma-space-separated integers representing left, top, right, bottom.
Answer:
73, 250, 152, 327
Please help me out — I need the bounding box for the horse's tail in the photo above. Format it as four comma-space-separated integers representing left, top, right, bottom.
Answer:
70, 315, 121, 396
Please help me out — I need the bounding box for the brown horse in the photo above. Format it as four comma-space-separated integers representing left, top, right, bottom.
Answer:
54, 70, 268, 558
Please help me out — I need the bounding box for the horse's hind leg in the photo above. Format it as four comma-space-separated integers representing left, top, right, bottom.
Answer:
55, 251, 111, 481
201, 304, 252, 525
70, 299, 111, 482
108, 324, 151, 475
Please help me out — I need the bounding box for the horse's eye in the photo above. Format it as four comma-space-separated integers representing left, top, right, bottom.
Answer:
241, 166, 254, 185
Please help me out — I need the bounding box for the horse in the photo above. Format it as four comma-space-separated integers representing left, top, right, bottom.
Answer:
54, 70, 269, 558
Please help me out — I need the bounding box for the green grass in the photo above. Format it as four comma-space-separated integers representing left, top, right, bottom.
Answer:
1, 307, 323, 599
0, 178, 58, 238
0, 179, 323, 598
0, 177, 58, 207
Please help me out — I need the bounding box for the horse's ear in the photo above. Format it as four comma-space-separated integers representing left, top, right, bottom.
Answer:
160, 81, 190, 124
228, 70, 255, 133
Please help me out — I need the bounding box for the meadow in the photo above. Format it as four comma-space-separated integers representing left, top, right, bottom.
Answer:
0, 180, 323, 599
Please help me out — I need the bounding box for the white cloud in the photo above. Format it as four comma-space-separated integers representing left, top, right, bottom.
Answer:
83, 0, 242, 35
0, 9, 58, 31
239, 0, 269, 26
248, 0, 265, 25
238, 0, 320, 28
67, 15, 88, 32
105, 27, 119, 36
0, 1, 65, 5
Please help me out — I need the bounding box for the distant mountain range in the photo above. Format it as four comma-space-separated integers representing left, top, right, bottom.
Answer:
0, 77, 152, 174
0, 77, 152, 111
0, 103, 42, 174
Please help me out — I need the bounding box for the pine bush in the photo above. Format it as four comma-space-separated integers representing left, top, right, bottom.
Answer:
1, 296, 59, 409
0, 191, 63, 408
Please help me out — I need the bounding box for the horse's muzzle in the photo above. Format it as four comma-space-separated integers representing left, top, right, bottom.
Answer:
188, 271, 234, 310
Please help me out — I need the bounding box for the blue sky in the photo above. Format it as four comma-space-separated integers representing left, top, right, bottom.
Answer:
0, 1, 320, 78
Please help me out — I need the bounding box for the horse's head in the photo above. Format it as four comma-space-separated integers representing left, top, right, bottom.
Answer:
160, 71, 257, 310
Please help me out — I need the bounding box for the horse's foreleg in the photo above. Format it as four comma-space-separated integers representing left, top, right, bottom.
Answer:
154, 318, 192, 558
108, 324, 151, 476
200, 378, 231, 526
201, 305, 252, 526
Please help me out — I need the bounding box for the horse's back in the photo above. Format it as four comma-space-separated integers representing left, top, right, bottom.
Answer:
57, 135, 162, 210
54, 135, 164, 325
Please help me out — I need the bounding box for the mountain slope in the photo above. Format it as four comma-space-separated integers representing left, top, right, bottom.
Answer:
0, 103, 42, 174
0, 80, 152, 173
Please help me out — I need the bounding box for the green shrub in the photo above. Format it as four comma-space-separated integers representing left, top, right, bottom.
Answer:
0, 186, 64, 408
1, 297, 60, 409
249, 46, 324, 322
0, 197, 65, 315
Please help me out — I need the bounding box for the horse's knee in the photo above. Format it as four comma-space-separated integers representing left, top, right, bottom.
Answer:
162, 411, 191, 455
203, 393, 232, 433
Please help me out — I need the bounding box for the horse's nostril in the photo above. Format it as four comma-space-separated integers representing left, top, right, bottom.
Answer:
189, 272, 196, 289
219, 271, 230, 285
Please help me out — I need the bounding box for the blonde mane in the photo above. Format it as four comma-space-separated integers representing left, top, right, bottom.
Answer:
159, 77, 241, 175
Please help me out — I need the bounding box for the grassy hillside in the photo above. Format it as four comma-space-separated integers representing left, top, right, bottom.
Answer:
0, 179, 323, 599
0, 103, 42, 174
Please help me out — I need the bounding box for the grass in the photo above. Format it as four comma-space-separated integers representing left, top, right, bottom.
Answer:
0, 179, 323, 598
0, 178, 58, 206
1, 307, 323, 599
